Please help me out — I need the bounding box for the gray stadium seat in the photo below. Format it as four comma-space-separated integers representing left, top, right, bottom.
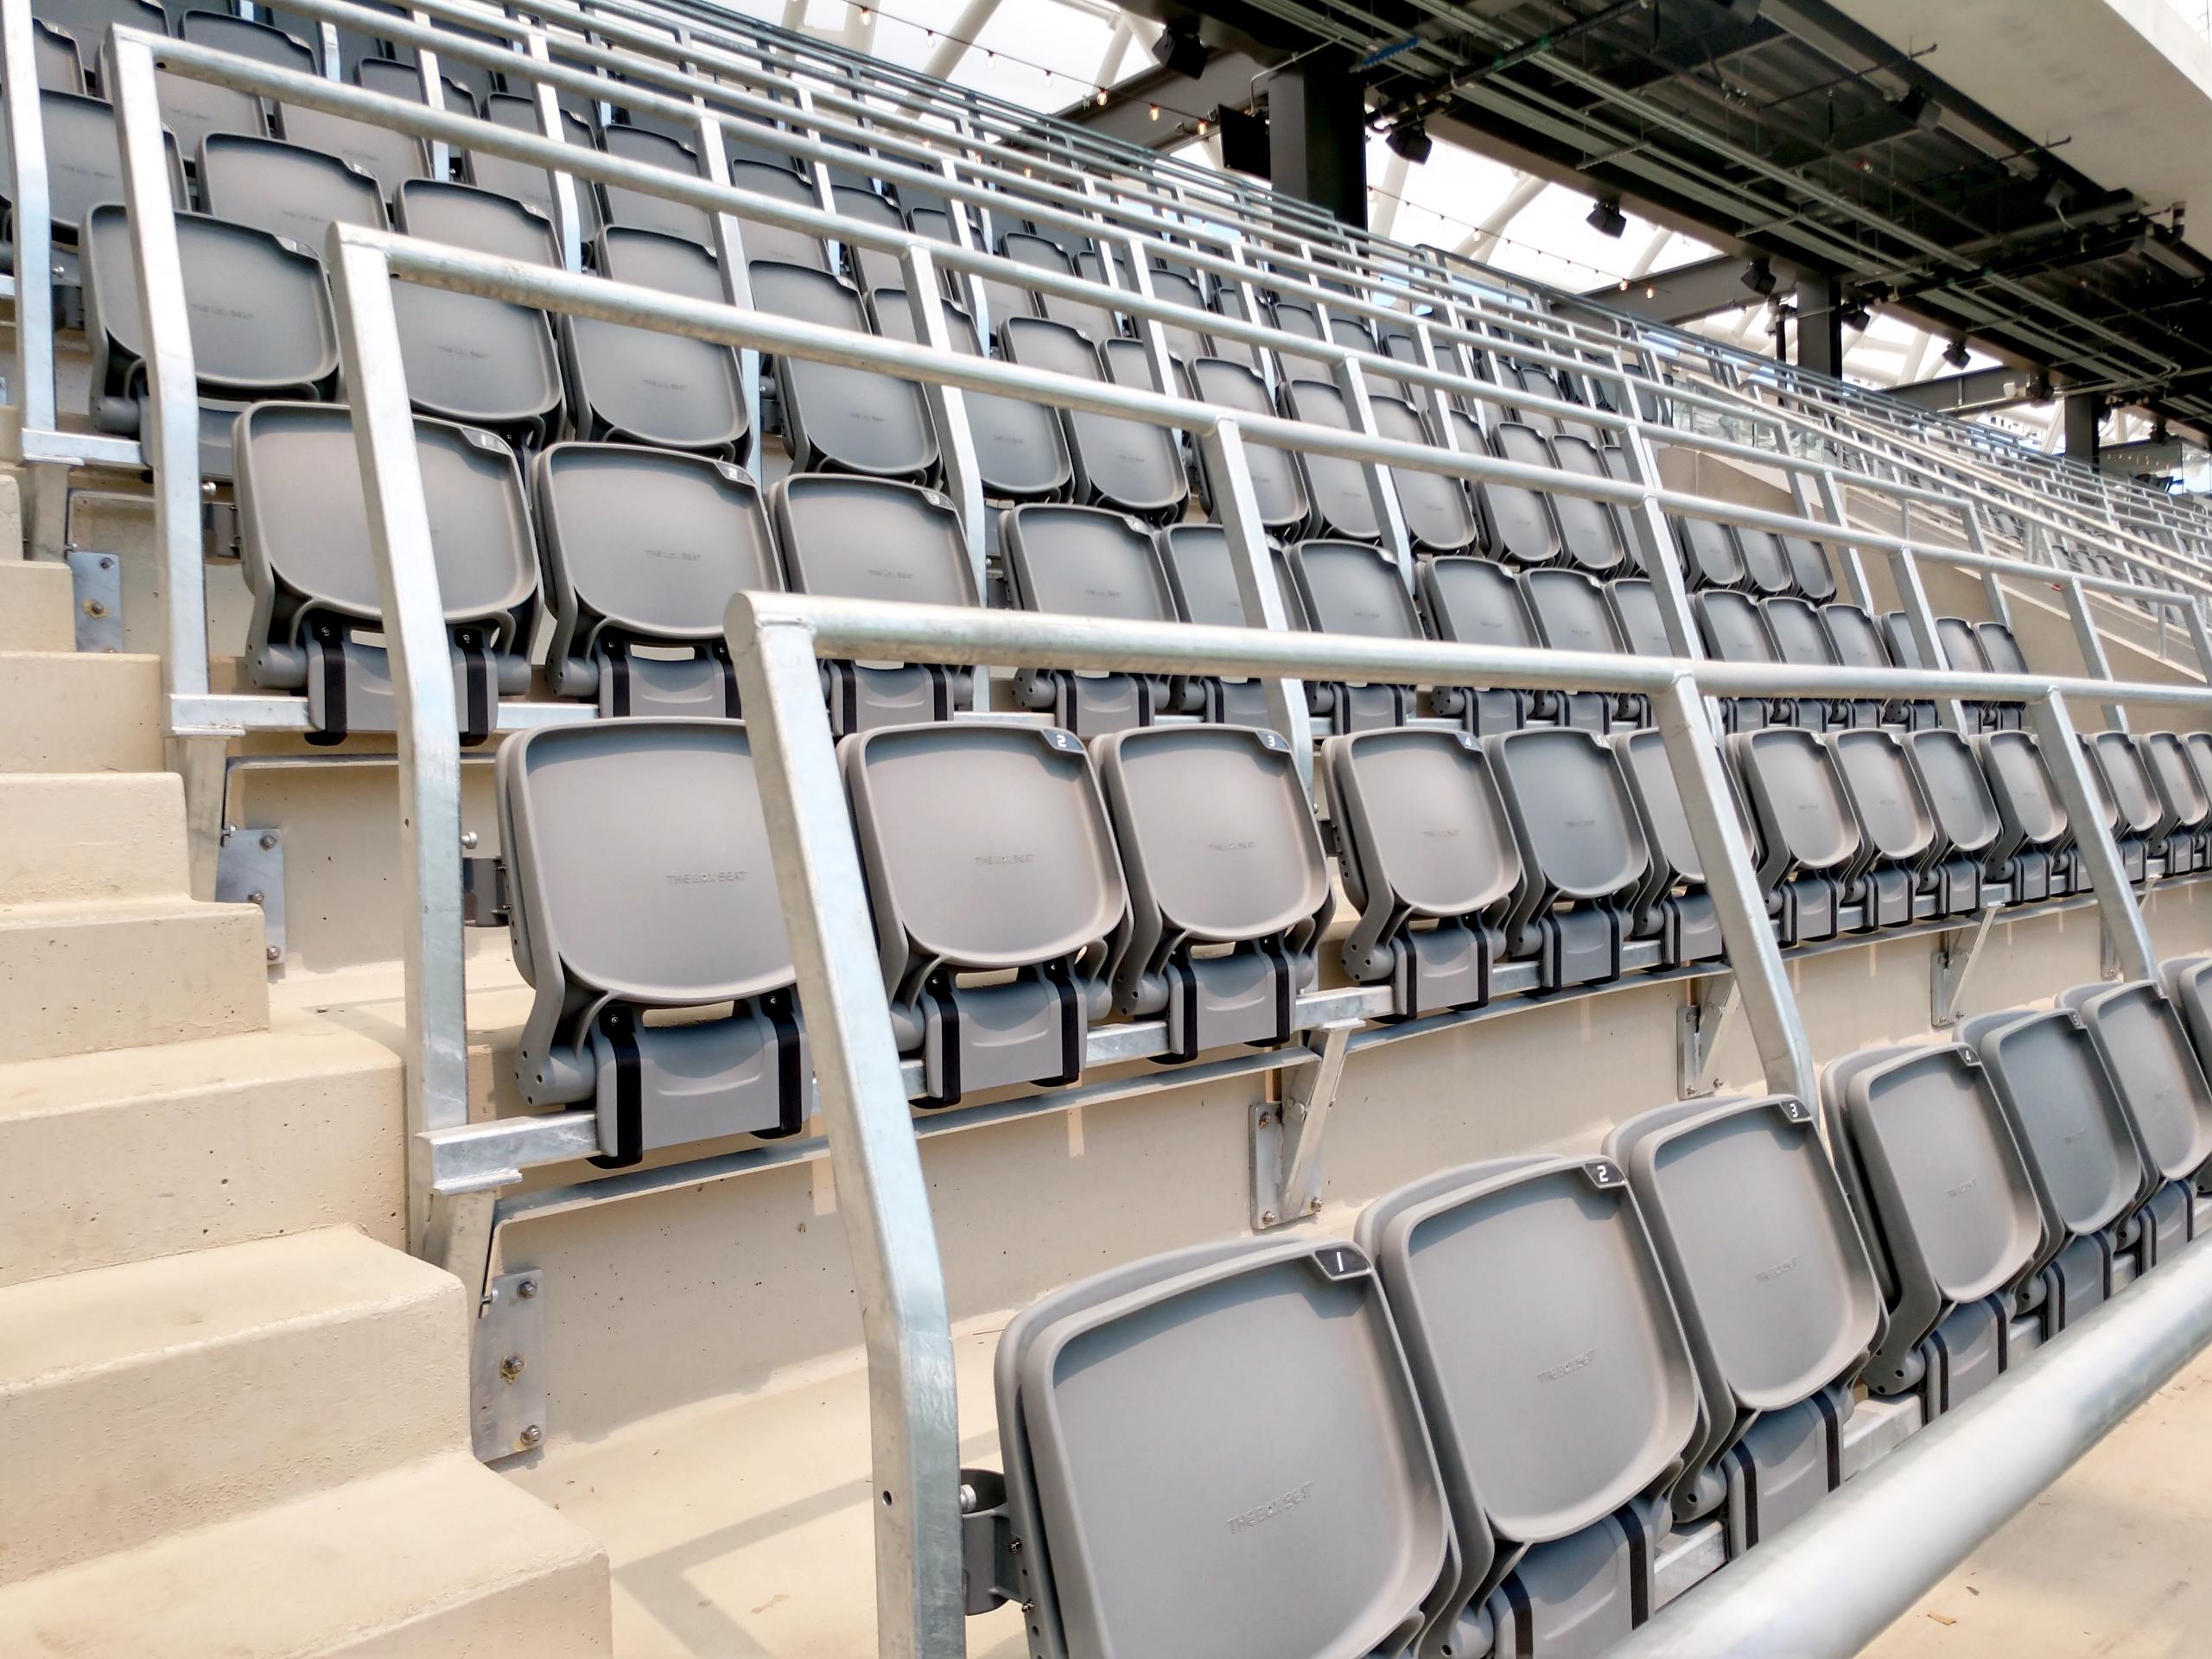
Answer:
1262, 295, 1332, 382
1205, 280, 1268, 372
1279, 378, 1389, 544
1525, 568, 1632, 733
1955, 1007, 2149, 1335
29, 16, 82, 92
1609, 728, 1732, 968
1817, 601, 1899, 729
597, 122, 713, 245
1820, 1042, 2042, 1414
1546, 433, 1630, 575
1605, 1092, 1880, 1556
1001, 315, 1187, 521
467, 94, 602, 245
771, 473, 978, 733
1416, 555, 1539, 735
1356, 1154, 1700, 1657
725, 157, 830, 270
1281, 539, 1421, 734
389, 181, 564, 445
1138, 264, 1212, 369
829, 184, 905, 293
1731, 728, 1859, 944
534, 442, 779, 715
196, 132, 385, 244
1478, 421, 1565, 567
2057, 979, 2212, 1265
1782, 536, 1837, 602
1325, 727, 1522, 1015
499, 720, 805, 1167
1694, 589, 1788, 732
234, 402, 537, 742
864, 287, 1073, 503
1151, 522, 1276, 728
1001, 229, 1116, 344
0, 89, 184, 281
1000, 504, 1180, 734
278, 60, 432, 206
1486, 725, 1650, 988
162, 12, 309, 160
1675, 515, 1745, 588
992, 1236, 1450, 1659
31, 0, 162, 81
1094, 724, 1331, 1060
747, 261, 936, 479
1186, 357, 1310, 534
79, 205, 337, 478
842, 721, 1125, 1103
1605, 575, 1675, 669
562, 226, 747, 454
1975, 730, 2077, 903
2142, 731, 2211, 872
1825, 728, 1937, 930
1732, 526, 1796, 598
1902, 728, 2000, 915
2082, 730, 2161, 883
1763, 595, 1849, 729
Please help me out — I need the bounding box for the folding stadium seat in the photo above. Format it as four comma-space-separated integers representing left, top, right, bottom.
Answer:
724, 157, 830, 270
1185, 356, 1310, 535
1674, 515, 1745, 589
79, 205, 337, 477
1545, 434, 1631, 576
1763, 595, 1852, 730
596, 123, 714, 245
29, 16, 82, 91
1204, 278, 1269, 373
1606, 575, 1675, 671
1825, 728, 1939, 930
1000, 505, 1183, 734
277, 58, 432, 206
1609, 728, 1736, 969
161, 12, 312, 160
1262, 295, 1332, 382
1694, 589, 1790, 732
991, 1235, 1450, 1659
561, 226, 747, 455
534, 442, 779, 715
0, 88, 184, 284
842, 721, 1126, 1103
999, 230, 1116, 345
1821, 1042, 2043, 1414
388, 181, 564, 446
31, 0, 161, 84
1150, 523, 1276, 728
1138, 264, 1213, 372
2058, 979, 2212, 1265
1475, 422, 1565, 567
197, 131, 385, 244
1732, 526, 1796, 598
2081, 730, 2162, 883
1902, 728, 2000, 915
747, 261, 937, 480
771, 473, 978, 732
862, 287, 1073, 504
1605, 1092, 1880, 1556
1525, 568, 1637, 732
234, 402, 537, 742
468, 93, 602, 245
826, 184, 904, 293
1001, 316, 1187, 521
1818, 601, 1899, 729
1277, 378, 1389, 545
1280, 539, 1422, 734
1324, 727, 1522, 1016
499, 721, 805, 1167
1976, 729, 2078, 903
2133, 732, 2209, 873
1415, 555, 1541, 735
1783, 535, 1839, 602
2164, 955, 2212, 1090
1356, 1154, 1700, 1656
1093, 725, 1332, 1061
1375, 397, 1478, 554
1955, 1007, 2152, 1335
1485, 726, 1652, 988
1731, 728, 1860, 944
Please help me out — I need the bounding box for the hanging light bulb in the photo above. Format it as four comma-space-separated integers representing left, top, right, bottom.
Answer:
1095, 88, 1108, 105
1148, 104, 1160, 121
1197, 117, 1209, 136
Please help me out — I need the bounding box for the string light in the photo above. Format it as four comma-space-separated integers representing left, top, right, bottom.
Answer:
1148, 103, 1160, 120
1095, 89, 1107, 106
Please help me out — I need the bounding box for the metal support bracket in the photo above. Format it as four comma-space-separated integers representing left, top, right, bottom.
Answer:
957, 1469, 1017, 1616
213, 825, 286, 967
461, 855, 511, 928
1250, 1020, 1358, 1230
1675, 974, 1738, 1097
1930, 907, 1998, 1028
65, 549, 121, 652
470, 1268, 548, 1462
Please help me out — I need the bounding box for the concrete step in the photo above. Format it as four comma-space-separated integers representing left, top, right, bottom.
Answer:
0, 651, 163, 772
0, 893, 269, 1062
0, 1008, 404, 1289
0, 1227, 467, 1585
0, 561, 74, 652
0, 772, 191, 904
0, 1452, 611, 1657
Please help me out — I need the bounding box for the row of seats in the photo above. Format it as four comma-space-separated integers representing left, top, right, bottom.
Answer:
493, 709, 2209, 1166
987, 965, 2212, 1657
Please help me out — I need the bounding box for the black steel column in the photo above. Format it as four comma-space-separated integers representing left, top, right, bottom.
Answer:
2064, 391, 2102, 466
1268, 48, 1367, 227
1796, 270, 1846, 380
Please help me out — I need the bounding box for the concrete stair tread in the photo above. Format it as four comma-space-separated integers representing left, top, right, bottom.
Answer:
0, 1452, 610, 1658
0, 1227, 468, 1583
0, 772, 190, 903
0, 561, 74, 652
0, 651, 162, 773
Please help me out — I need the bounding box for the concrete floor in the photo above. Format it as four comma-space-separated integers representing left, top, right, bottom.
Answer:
1862, 1344, 2212, 1659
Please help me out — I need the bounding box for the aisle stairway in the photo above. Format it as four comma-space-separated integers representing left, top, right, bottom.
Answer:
0, 494, 613, 1656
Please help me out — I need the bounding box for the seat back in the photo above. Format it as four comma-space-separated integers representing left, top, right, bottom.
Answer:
749, 260, 935, 478
197, 132, 385, 245
1674, 516, 1745, 588
1477, 421, 1563, 566
1187, 357, 1309, 532
1001, 315, 1186, 519
1827, 728, 1937, 867
499, 720, 804, 1160
1001, 229, 1115, 344
1419, 556, 1540, 651
1935, 615, 1990, 673
1904, 728, 2001, 864
1607, 576, 1675, 659
1284, 539, 1421, 643
1764, 595, 1841, 668
469, 93, 601, 241
2143, 731, 2210, 834
1732, 728, 1859, 888
1371, 394, 1477, 553
563, 226, 747, 454
597, 123, 713, 243
772, 473, 975, 609
994, 1236, 1449, 1659
2085, 732, 2169, 839
2061, 981, 2212, 1188
1002, 504, 1179, 626
1280, 378, 1384, 543
389, 181, 563, 440
1525, 567, 1627, 660
1545, 434, 1630, 576
829, 184, 906, 292
0, 88, 182, 240
724, 156, 828, 269
1820, 603, 1891, 671
1782, 536, 1837, 601
1694, 589, 1781, 665
865, 287, 1073, 502
1732, 527, 1795, 597
1485, 727, 1649, 974
280, 60, 432, 205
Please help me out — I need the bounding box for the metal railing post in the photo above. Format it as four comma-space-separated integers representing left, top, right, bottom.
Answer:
1197, 417, 1314, 791
3, 0, 58, 440
2027, 689, 2157, 982
897, 245, 984, 594
726, 596, 965, 1659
